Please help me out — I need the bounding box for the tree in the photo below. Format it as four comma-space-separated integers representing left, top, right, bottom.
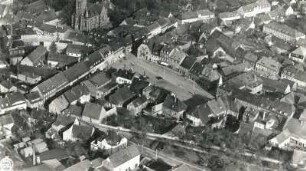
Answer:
208, 155, 225, 171
49, 41, 57, 53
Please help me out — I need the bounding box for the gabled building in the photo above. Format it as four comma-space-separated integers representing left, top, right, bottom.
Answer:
289, 46, 306, 63
127, 96, 148, 115
82, 102, 108, 124
181, 9, 215, 24
100, 145, 140, 171
48, 95, 69, 114
65, 44, 91, 58
236, 0, 271, 18
281, 66, 306, 88
108, 86, 136, 107
20, 46, 47, 67
63, 124, 95, 142
91, 131, 128, 154
0, 92, 27, 115
64, 85, 90, 105
255, 57, 282, 80
162, 94, 187, 120
270, 118, 306, 151
0, 80, 17, 93
263, 22, 305, 44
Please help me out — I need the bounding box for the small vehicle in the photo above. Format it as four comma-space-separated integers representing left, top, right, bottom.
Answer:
156, 76, 163, 80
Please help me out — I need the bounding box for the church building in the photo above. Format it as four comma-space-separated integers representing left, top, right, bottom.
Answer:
72, 0, 111, 31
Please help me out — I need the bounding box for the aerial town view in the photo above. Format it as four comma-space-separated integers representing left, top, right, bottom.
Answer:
1, 0, 306, 170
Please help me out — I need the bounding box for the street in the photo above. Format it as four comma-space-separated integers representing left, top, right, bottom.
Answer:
110, 53, 214, 100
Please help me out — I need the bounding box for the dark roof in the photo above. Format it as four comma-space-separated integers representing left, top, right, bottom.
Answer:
53, 115, 75, 127
66, 44, 91, 54
26, 92, 42, 103
71, 125, 94, 140
109, 86, 135, 105
48, 53, 78, 67
130, 78, 150, 94
39, 149, 69, 161
19, 65, 58, 78
113, 69, 135, 80
129, 96, 147, 108
62, 105, 83, 118
63, 61, 89, 82
89, 72, 111, 87
82, 102, 103, 120
35, 72, 68, 96
180, 57, 197, 70
163, 94, 187, 113
64, 85, 90, 103
25, 46, 47, 65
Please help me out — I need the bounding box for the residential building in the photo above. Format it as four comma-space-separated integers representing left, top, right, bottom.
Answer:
91, 131, 128, 154
72, 0, 110, 31
20, 46, 47, 67
236, 0, 271, 18
255, 57, 282, 80
64, 85, 90, 105
263, 22, 305, 44
25, 91, 43, 108
219, 11, 241, 25
66, 44, 91, 58
289, 46, 306, 63
0, 80, 17, 93
0, 114, 14, 139
281, 66, 306, 88
63, 124, 95, 142
270, 118, 306, 151
108, 86, 136, 107
112, 69, 135, 85
100, 145, 140, 171
82, 102, 108, 124
0, 92, 27, 115
127, 96, 148, 115
181, 9, 215, 24
48, 95, 69, 114
162, 94, 187, 120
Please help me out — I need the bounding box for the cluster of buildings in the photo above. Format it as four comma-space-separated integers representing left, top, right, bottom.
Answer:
4, 0, 306, 170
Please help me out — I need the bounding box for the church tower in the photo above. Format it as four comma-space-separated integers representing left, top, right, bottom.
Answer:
74, 0, 87, 30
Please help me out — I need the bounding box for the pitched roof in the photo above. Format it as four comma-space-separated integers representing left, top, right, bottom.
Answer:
35, 72, 68, 96
264, 22, 305, 38
129, 96, 147, 108
90, 72, 111, 87
106, 145, 140, 168
180, 57, 197, 70
70, 124, 94, 140
163, 94, 187, 113
291, 46, 306, 56
256, 57, 281, 72
63, 61, 89, 82
25, 46, 47, 65
63, 159, 91, 171
82, 102, 103, 120
64, 85, 90, 103
109, 86, 135, 105
62, 105, 83, 118
39, 149, 69, 161
282, 66, 306, 82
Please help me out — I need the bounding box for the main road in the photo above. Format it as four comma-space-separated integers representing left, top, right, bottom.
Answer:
111, 52, 214, 100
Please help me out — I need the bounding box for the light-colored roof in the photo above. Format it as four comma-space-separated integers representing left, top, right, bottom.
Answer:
291, 46, 306, 56
105, 145, 140, 168
256, 57, 281, 72
264, 21, 305, 38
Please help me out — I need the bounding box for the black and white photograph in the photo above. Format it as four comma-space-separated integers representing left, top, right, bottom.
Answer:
0, 0, 306, 170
